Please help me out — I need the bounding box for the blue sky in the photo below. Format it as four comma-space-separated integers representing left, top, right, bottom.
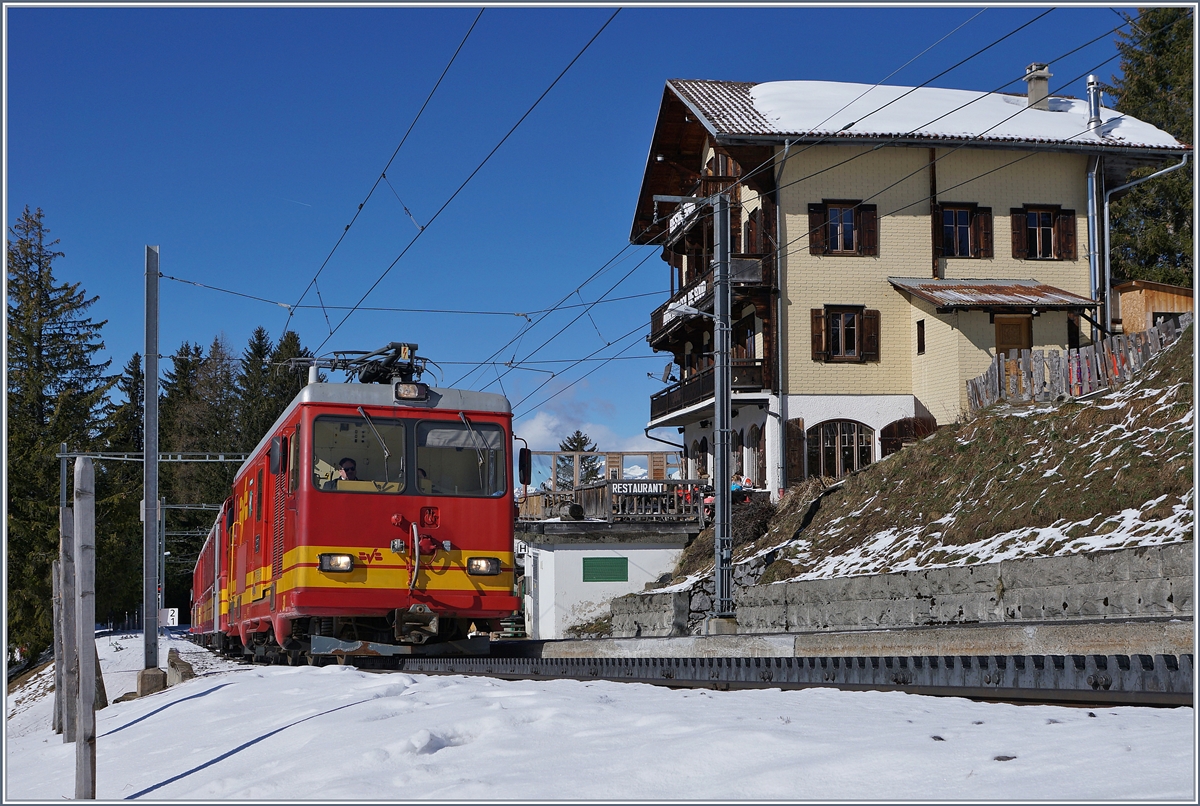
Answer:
5, 4, 1137, 450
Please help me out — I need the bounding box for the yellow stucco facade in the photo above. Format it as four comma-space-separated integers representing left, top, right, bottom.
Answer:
778, 142, 1092, 426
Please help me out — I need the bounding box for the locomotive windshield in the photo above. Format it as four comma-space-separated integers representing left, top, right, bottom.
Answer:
416, 420, 507, 497
312, 415, 406, 493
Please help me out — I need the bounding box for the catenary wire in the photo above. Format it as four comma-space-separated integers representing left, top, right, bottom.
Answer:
278, 9, 484, 342
311, 9, 622, 356
158, 273, 667, 319
504, 13, 1173, 422
479, 7, 1076, 396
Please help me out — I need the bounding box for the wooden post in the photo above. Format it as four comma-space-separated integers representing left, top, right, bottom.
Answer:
1147, 326, 1161, 355
52, 559, 62, 734
1032, 350, 1044, 401
75, 457, 97, 799
60, 507, 78, 743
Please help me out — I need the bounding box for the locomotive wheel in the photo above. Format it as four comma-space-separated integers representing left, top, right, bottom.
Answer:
285, 650, 303, 666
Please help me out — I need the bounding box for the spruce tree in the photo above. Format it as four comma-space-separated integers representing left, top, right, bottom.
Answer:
556, 429, 603, 488
1105, 8, 1194, 287
266, 330, 312, 415
6, 206, 114, 657
94, 354, 147, 626
236, 326, 276, 451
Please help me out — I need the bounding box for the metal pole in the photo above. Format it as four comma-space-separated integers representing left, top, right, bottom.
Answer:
60, 506, 78, 742
144, 246, 160, 669
55, 441, 67, 732
52, 559, 63, 734
713, 192, 733, 618
159, 497, 166, 631
74, 457, 97, 799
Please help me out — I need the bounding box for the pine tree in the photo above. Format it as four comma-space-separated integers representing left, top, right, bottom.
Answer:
265, 330, 312, 416
556, 429, 603, 489
1105, 8, 1194, 287
94, 354, 147, 626
236, 326, 276, 451
6, 206, 114, 657
158, 339, 242, 608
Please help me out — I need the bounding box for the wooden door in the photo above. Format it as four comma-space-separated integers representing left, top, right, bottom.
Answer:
995, 315, 1032, 357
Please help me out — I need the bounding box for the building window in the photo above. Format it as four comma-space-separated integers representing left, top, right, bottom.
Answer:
1027, 209, 1054, 258
829, 309, 857, 358
811, 307, 880, 362
945, 208, 970, 256
806, 420, 874, 479
916, 320, 926, 355
808, 200, 878, 256
934, 203, 993, 259
1011, 205, 1076, 260
582, 557, 628, 582
828, 205, 856, 253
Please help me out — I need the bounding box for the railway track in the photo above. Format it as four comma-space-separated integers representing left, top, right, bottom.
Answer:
381, 651, 1194, 708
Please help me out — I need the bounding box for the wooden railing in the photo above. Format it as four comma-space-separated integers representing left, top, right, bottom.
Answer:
966, 313, 1191, 413
575, 479, 705, 523
650, 360, 764, 421
516, 491, 576, 520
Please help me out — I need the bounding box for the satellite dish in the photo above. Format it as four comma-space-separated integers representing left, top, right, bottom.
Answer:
661, 363, 674, 383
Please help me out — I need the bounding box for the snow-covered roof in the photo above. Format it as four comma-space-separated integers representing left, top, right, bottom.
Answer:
888, 277, 1097, 310
669, 78, 1189, 151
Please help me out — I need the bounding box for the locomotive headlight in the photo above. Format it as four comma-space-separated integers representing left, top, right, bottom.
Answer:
318, 553, 355, 572
467, 557, 501, 576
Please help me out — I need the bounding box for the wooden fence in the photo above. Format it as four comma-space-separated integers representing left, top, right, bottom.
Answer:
967, 313, 1192, 413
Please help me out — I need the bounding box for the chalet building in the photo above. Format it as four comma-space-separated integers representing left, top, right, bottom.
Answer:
630, 66, 1189, 496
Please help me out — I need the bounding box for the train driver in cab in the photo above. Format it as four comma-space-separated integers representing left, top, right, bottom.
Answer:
323, 457, 358, 489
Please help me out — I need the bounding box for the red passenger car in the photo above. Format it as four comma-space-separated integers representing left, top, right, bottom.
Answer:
189, 344, 523, 663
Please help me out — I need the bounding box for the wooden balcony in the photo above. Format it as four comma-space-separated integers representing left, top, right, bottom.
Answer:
649, 253, 773, 350
649, 359, 765, 421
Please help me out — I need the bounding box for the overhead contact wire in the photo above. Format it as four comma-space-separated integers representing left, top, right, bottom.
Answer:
314, 8, 622, 355
279, 8, 484, 341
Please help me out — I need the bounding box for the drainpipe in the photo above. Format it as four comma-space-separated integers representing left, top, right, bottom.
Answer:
1085, 77, 1104, 343
1086, 155, 1101, 343
1103, 151, 1191, 333
774, 140, 791, 494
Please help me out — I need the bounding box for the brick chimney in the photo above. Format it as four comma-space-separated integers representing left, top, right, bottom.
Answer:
1024, 63, 1052, 110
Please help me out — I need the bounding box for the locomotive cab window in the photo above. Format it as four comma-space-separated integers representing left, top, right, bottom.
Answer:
312, 415, 406, 493
416, 420, 507, 497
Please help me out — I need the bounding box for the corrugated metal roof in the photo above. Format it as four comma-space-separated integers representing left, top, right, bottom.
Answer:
668, 78, 1189, 152
888, 278, 1097, 309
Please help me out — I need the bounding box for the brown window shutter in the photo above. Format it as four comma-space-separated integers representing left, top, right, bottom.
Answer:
974, 207, 993, 258
858, 205, 878, 256
861, 310, 880, 361
808, 204, 827, 255
931, 203, 944, 259
1010, 208, 1027, 259
1056, 209, 1076, 260
811, 309, 826, 360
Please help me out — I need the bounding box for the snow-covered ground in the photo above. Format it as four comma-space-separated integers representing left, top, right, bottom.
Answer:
5, 632, 1195, 801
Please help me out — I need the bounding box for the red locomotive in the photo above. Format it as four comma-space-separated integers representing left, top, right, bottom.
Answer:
190, 343, 526, 663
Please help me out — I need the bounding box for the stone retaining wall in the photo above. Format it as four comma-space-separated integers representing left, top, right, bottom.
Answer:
612, 542, 1193, 638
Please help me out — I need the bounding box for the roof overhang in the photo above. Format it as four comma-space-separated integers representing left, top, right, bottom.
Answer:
889, 277, 1097, 314
1112, 279, 1197, 297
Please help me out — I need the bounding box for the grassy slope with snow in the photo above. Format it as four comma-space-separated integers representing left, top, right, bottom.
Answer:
749, 327, 1194, 583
